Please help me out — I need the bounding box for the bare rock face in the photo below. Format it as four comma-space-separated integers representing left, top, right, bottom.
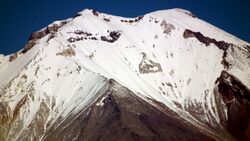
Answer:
139, 52, 162, 74
215, 71, 250, 141
9, 53, 18, 62
100, 31, 121, 43
160, 20, 175, 36
56, 47, 76, 57
183, 29, 231, 51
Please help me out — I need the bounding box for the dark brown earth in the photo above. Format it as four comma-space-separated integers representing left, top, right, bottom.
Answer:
43, 79, 216, 141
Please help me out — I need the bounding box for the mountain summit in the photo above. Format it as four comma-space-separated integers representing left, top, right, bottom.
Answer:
0, 8, 249, 141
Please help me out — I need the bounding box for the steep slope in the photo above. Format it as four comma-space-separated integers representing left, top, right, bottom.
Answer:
43, 79, 215, 141
0, 8, 249, 141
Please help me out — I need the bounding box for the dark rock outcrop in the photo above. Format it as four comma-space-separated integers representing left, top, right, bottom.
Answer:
120, 16, 143, 23
9, 53, 18, 62
139, 52, 162, 74
216, 71, 250, 141
20, 21, 68, 54
100, 31, 121, 43
92, 9, 99, 16
183, 29, 232, 69
183, 29, 231, 51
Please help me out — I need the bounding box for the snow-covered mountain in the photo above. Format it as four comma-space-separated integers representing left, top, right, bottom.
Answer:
0, 8, 249, 141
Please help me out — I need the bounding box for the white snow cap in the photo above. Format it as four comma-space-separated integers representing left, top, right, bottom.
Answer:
0, 8, 249, 140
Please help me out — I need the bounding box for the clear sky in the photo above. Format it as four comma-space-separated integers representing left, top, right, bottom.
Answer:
0, 0, 250, 55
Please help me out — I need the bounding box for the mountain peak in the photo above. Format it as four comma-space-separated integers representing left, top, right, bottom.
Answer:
146, 8, 197, 18
0, 9, 249, 141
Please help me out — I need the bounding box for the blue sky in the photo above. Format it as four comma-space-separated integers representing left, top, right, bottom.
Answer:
0, 0, 250, 55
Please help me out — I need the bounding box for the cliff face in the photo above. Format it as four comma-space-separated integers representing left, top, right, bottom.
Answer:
0, 8, 249, 141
